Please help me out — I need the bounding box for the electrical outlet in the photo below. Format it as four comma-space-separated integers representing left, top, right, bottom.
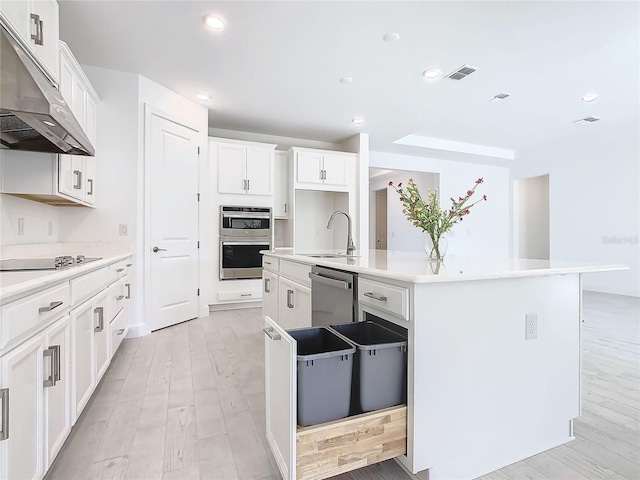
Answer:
525, 313, 538, 340
17, 218, 25, 235
119, 224, 128, 236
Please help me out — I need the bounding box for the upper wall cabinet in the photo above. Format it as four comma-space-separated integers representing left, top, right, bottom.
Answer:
0, 0, 60, 83
291, 147, 357, 192
211, 138, 276, 196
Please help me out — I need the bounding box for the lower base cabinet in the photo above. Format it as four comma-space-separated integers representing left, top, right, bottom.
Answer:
264, 316, 407, 480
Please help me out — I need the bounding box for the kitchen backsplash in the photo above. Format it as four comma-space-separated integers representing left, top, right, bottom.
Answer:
0, 194, 59, 245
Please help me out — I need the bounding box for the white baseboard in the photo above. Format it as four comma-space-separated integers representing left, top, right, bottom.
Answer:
208, 301, 262, 312
126, 323, 151, 338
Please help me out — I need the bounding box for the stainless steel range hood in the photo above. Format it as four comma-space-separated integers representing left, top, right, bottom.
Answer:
0, 26, 94, 156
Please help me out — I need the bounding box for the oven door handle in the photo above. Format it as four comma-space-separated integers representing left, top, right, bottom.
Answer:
309, 272, 352, 290
221, 241, 271, 246
222, 214, 271, 219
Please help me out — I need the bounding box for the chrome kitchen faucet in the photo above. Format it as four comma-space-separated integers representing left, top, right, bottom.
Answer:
326, 210, 356, 255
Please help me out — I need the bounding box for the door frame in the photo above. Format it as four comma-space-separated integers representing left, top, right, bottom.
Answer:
142, 104, 205, 332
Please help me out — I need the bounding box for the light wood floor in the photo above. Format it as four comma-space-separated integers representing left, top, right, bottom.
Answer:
46, 291, 640, 480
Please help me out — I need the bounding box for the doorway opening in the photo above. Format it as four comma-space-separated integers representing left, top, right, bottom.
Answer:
513, 174, 550, 260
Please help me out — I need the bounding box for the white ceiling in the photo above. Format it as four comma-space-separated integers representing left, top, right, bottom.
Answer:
58, 1, 639, 160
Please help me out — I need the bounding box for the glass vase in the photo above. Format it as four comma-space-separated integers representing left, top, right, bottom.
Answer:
424, 234, 448, 261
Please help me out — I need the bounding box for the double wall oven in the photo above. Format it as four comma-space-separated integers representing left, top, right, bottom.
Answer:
219, 206, 272, 280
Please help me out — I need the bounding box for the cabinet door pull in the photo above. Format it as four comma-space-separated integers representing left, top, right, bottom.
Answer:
363, 292, 388, 302
0, 388, 8, 441
87, 178, 94, 196
116, 268, 125, 273
284, 203, 287, 213
53, 345, 61, 382
263, 327, 281, 341
73, 170, 82, 189
94, 306, 104, 332
39, 301, 63, 313
243, 179, 247, 191
126, 263, 133, 267
116, 295, 125, 301
125, 283, 131, 299
264, 277, 270, 293
117, 329, 125, 336
43, 347, 56, 387
247, 179, 250, 191
287, 289, 294, 309
30, 14, 43, 45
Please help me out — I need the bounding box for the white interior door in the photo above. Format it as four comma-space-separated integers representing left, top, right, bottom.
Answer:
147, 111, 200, 331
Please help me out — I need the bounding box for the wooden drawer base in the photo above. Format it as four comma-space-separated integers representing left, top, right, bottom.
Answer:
296, 405, 407, 480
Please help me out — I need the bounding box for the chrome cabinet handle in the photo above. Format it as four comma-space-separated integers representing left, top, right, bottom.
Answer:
126, 263, 133, 267
125, 283, 131, 299
152, 246, 167, 253
43, 346, 57, 387
309, 272, 351, 290
39, 301, 63, 313
0, 388, 9, 441
264, 277, 270, 293
30, 14, 43, 45
53, 345, 61, 383
247, 179, 250, 191
284, 203, 287, 213
243, 179, 247, 191
286, 289, 294, 309
87, 178, 94, 195
73, 170, 82, 189
363, 292, 388, 302
116, 268, 125, 273
116, 295, 125, 301
263, 327, 281, 341
117, 329, 125, 336
94, 306, 104, 332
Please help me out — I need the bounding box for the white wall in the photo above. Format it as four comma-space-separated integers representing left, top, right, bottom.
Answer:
369, 171, 438, 252
370, 151, 511, 258
0, 193, 59, 245
513, 122, 639, 297
515, 174, 550, 260
294, 190, 350, 252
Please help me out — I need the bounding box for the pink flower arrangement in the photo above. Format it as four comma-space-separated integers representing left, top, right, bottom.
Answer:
388, 178, 487, 259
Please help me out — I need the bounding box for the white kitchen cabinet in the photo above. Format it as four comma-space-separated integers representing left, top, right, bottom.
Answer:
0, 333, 45, 480
212, 139, 276, 196
0, 0, 59, 83
70, 296, 96, 423
43, 315, 71, 469
292, 147, 355, 191
93, 290, 109, 383
274, 150, 289, 218
263, 270, 279, 321
278, 276, 311, 330
264, 316, 296, 480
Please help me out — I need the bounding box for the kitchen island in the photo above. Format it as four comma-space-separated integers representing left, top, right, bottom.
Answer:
261, 249, 625, 480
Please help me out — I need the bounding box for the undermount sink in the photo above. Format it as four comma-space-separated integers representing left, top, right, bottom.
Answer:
304, 253, 358, 258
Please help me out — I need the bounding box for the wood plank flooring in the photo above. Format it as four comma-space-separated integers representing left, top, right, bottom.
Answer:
46, 291, 639, 480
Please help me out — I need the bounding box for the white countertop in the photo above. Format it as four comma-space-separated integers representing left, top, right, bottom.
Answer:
263, 249, 627, 284
1, 251, 132, 304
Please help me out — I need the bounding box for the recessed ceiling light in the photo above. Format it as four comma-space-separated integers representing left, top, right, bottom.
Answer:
204, 15, 225, 30
43, 120, 56, 127
422, 68, 441, 79
352, 117, 364, 125
196, 94, 211, 101
383, 32, 400, 43
581, 93, 598, 103
340, 77, 353, 84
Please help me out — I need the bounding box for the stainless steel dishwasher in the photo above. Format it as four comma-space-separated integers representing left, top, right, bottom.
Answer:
309, 265, 357, 327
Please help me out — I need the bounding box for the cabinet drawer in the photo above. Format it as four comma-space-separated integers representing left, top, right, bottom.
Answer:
70, 266, 109, 305
109, 308, 129, 355
1, 282, 71, 349
108, 259, 128, 282
280, 260, 311, 287
358, 278, 409, 320
108, 276, 127, 321
217, 290, 262, 302
296, 405, 407, 480
262, 256, 279, 273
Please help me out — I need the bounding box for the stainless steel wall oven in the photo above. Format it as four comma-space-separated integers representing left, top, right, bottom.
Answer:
219, 206, 272, 280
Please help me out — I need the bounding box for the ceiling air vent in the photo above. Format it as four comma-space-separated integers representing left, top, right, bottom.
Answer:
574, 116, 600, 124
446, 64, 478, 80
489, 92, 511, 103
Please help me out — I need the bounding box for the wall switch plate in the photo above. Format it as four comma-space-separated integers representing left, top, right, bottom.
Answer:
17, 218, 25, 235
525, 313, 538, 340
119, 224, 128, 236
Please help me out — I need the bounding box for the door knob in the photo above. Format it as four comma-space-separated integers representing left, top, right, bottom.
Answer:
152, 246, 167, 253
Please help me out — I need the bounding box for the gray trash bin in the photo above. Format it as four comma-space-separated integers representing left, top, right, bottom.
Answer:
288, 327, 356, 427
329, 321, 407, 412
